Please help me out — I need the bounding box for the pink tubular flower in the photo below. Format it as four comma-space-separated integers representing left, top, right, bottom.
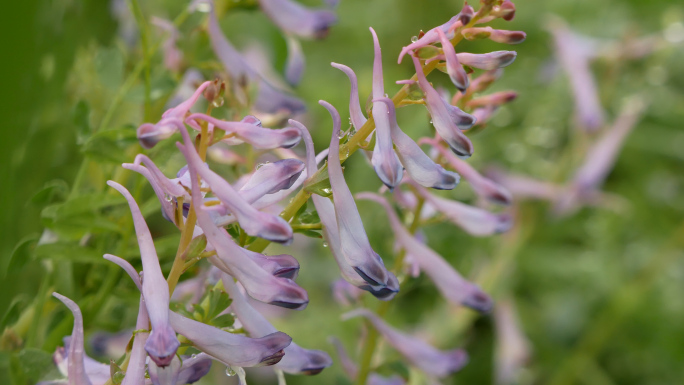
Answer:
109, 254, 294, 367
330, 62, 367, 131
419, 137, 511, 204
409, 180, 512, 236
370, 27, 404, 189
320, 99, 392, 288
223, 276, 333, 375
355, 193, 493, 312
297, 118, 398, 299
207, 10, 306, 116
136, 81, 212, 149
176, 120, 294, 244
373, 97, 460, 190
398, 7, 469, 64
436, 28, 469, 92
410, 55, 476, 158
187, 113, 301, 149
107, 181, 180, 366
453, 51, 517, 70
180, 140, 309, 310
51, 293, 91, 385
148, 356, 181, 385
343, 308, 469, 378
122, 296, 150, 385
259, 0, 337, 40
237, 159, 305, 202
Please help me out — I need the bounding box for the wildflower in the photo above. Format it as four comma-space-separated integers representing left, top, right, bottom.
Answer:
151, 17, 183, 72
409, 180, 512, 236
373, 97, 460, 190
179, 138, 309, 309
237, 159, 305, 202
450, 51, 517, 70
240, 247, 300, 280
223, 276, 333, 375
343, 308, 469, 378
176, 120, 294, 244
436, 28, 469, 92
320, 100, 392, 288
548, 19, 604, 131
136, 81, 212, 149
208, 10, 306, 116
410, 55, 476, 158
285, 36, 305, 86
108, 254, 295, 367
330, 63, 367, 131
175, 354, 213, 384
356, 192, 492, 312
51, 293, 91, 385
187, 113, 302, 149
297, 119, 398, 299
122, 296, 150, 385
148, 356, 181, 385
369, 28, 404, 189
259, 0, 337, 40
419, 137, 511, 204
462, 26, 526, 44
107, 181, 180, 366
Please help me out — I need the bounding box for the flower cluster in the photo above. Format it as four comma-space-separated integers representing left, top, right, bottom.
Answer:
44, 1, 527, 384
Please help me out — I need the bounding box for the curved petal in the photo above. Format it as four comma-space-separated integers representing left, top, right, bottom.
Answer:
398, 14, 461, 64
176, 120, 294, 244
107, 182, 179, 366
187, 113, 301, 149
238, 159, 305, 202
320, 100, 390, 287
122, 296, 150, 385
148, 355, 181, 385
456, 51, 517, 70
411, 56, 475, 158
176, 354, 213, 384
355, 192, 492, 312
223, 277, 332, 375
369, 27, 403, 189
436, 28, 469, 92
285, 36, 305, 86
52, 293, 92, 385
344, 309, 468, 378
330, 63, 367, 131
373, 97, 459, 190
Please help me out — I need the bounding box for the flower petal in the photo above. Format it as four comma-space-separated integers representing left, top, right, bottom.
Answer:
259, 0, 337, 39
285, 36, 305, 86
187, 113, 301, 149
149, 355, 181, 385
122, 296, 150, 385
239, 159, 305, 202
51, 293, 92, 385
456, 51, 517, 70
436, 28, 469, 92
398, 14, 462, 64
107, 181, 180, 366
344, 309, 468, 378
356, 192, 493, 312
330, 62, 367, 131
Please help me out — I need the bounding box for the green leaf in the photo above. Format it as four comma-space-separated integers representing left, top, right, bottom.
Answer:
81, 126, 139, 163
406, 82, 425, 101
34, 242, 108, 264
14, 348, 62, 384
7, 235, 38, 274
192, 304, 206, 320
1, 296, 28, 330
210, 313, 235, 328
207, 288, 232, 320
42, 193, 125, 220
298, 210, 320, 224
170, 302, 193, 319
30, 180, 69, 207
303, 167, 332, 197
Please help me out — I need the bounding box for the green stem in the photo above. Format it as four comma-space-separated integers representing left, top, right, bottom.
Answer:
128, 0, 152, 121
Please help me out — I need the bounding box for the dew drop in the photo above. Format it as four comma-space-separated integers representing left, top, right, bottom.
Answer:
226, 367, 236, 377
212, 97, 225, 108
191, 354, 197, 359
384, 93, 389, 98
411, 36, 419, 43
256, 161, 270, 170
322, 242, 329, 248
429, 120, 433, 124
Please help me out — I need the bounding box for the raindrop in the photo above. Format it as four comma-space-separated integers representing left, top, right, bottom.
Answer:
191, 354, 197, 359
384, 93, 388, 98
429, 120, 433, 124
411, 36, 419, 43
226, 367, 236, 376
211, 97, 225, 108
256, 161, 270, 170
322, 242, 329, 248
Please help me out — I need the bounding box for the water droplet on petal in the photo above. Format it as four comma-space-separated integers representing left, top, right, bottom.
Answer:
226, 366, 236, 376
411, 36, 419, 43
429, 120, 433, 124
212, 97, 225, 108
191, 354, 197, 359
322, 242, 329, 248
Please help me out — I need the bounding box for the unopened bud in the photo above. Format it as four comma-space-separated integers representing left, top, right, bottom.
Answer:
499, 0, 516, 21
490, 29, 526, 44
459, 2, 475, 25
466, 91, 518, 108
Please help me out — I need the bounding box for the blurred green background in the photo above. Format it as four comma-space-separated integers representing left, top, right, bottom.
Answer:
1, 0, 683, 384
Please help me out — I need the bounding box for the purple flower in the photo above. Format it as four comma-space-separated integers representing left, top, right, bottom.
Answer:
208, 10, 305, 116
408, 180, 512, 236
436, 28, 469, 92
107, 181, 180, 366
175, 354, 213, 384
410, 55, 476, 158
180, 138, 309, 309
223, 276, 333, 375
259, 0, 337, 40
369, 27, 404, 189
398, 10, 467, 64
373, 97, 460, 190
237, 159, 305, 202
355, 192, 493, 312
320, 100, 392, 288
176, 120, 294, 244
240, 247, 300, 280
285, 36, 305, 86
330, 62, 367, 131
420, 137, 511, 204
187, 113, 301, 149
122, 295, 150, 385
451, 51, 517, 70
297, 119, 398, 299
343, 308, 469, 378
51, 293, 91, 385
137, 81, 211, 149
549, 22, 604, 131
